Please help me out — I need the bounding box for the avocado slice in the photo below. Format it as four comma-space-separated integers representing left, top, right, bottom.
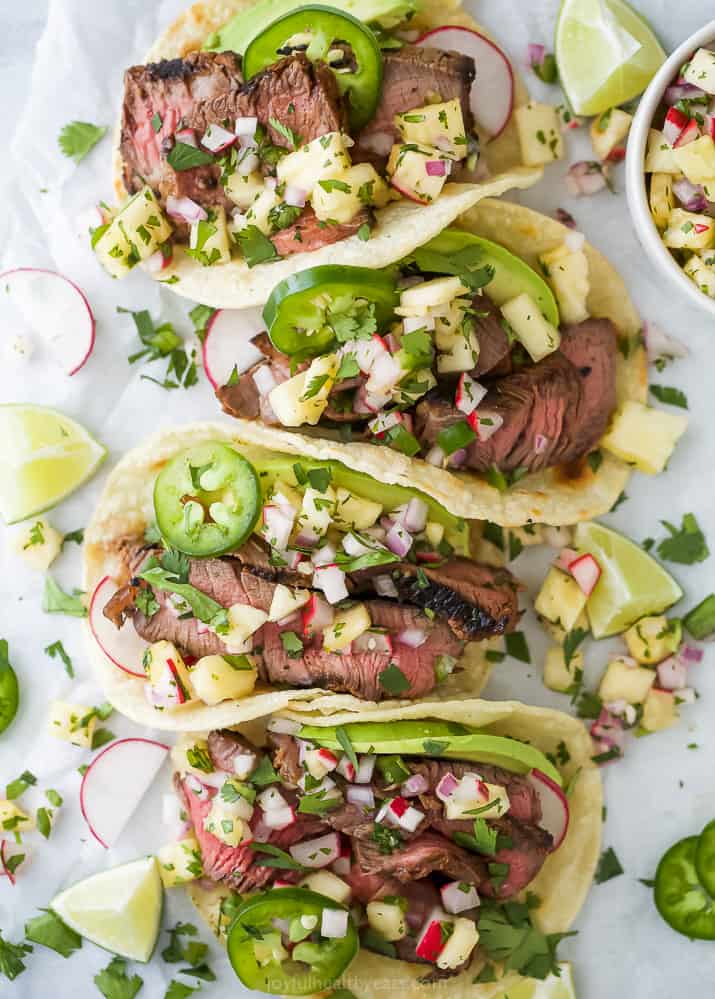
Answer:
298, 720, 563, 786
413, 229, 560, 327
205, 0, 418, 54
252, 453, 470, 556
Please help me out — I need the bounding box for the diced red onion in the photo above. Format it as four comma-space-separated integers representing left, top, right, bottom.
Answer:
679, 644, 703, 665
238, 150, 260, 175
673, 177, 708, 212
425, 160, 449, 177
534, 433, 550, 454
284, 184, 308, 208
590, 708, 626, 760
402, 773, 429, 797
313, 564, 349, 604
397, 627, 427, 648
202, 123, 236, 153
312, 543, 337, 567
347, 785, 375, 809
441, 880, 480, 914
289, 832, 340, 868
665, 83, 707, 106
399, 498, 428, 533
565, 161, 609, 197
642, 321, 688, 364
554, 208, 577, 229
448, 448, 467, 467
166, 196, 207, 224
386, 522, 413, 558
528, 43, 546, 67
267, 717, 301, 735
435, 773, 458, 802
233, 752, 258, 779
374, 574, 398, 598
235, 116, 258, 138
656, 656, 688, 691
321, 908, 349, 939
355, 755, 376, 783
425, 445, 445, 467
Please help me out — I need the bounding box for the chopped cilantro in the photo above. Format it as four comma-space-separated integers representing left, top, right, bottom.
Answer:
595, 846, 624, 883
657, 513, 709, 565
166, 142, 214, 171
44, 640, 74, 677
650, 384, 688, 409
42, 577, 86, 617
25, 910, 81, 957
378, 663, 410, 694
505, 631, 530, 663
58, 121, 107, 163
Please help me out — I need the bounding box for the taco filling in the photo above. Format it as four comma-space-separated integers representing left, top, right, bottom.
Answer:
215, 227, 618, 479
163, 718, 572, 992
100, 441, 519, 708
95, 2, 490, 276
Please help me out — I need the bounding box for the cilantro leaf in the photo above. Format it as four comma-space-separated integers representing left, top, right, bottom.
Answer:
650, 385, 688, 409
280, 631, 304, 659
138, 567, 225, 624
42, 577, 87, 617
378, 663, 411, 694
563, 627, 588, 668
160, 548, 191, 583
165, 982, 198, 999
595, 846, 624, 884
58, 121, 107, 163
505, 631, 530, 663
327, 295, 377, 343
269, 117, 302, 149
188, 304, 215, 342
477, 901, 574, 980
167, 142, 214, 171
250, 756, 280, 786
62, 528, 85, 547
162, 922, 199, 964
0, 934, 32, 981
235, 225, 279, 267
250, 842, 307, 870
94, 957, 143, 999
413, 243, 495, 292
6, 770, 36, 800
656, 513, 709, 565
25, 910, 82, 957
44, 640, 74, 677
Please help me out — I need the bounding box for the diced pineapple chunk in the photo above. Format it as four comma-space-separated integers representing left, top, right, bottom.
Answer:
425, 521, 445, 547
684, 251, 715, 297
663, 209, 715, 250
683, 47, 715, 95
333, 488, 382, 530
541, 611, 589, 646
515, 102, 564, 166
624, 616, 682, 665
157, 837, 203, 887
143, 640, 194, 706
473, 536, 506, 569
301, 871, 352, 904
95, 187, 172, 278
0, 801, 33, 833
268, 584, 311, 622
269, 353, 338, 427
641, 688, 677, 732
13, 518, 63, 571
277, 132, 351, 191
222, 604, 268, 652
649, 173, 675, 229
241, 188, 280, 235
171, 736, 213, 776
535, 568, 587, 633
345, 162, 391, 208
366, 900, 407, 941
323, 603, 372, 652
598, 657, 655, 704
312, 171, 363, 224
203, 799, 252, 847
601, 401, 688, 475
189, 206, 231, 265
395, 99, 468, 160
48, 700, 96, 748
436, 324, 479, 373
225, 170, 265, 209
436, 917, 480, 970
644, 129, 678, 174
387, 143, 450, 204
539, 244, 590, 324
500, 294, 560, 362
590, 108, 632, 161
400, 276, 469, 314
544, 645, 584, 693
190, 654, 258, 705
672, 135, 715, 185
300, 484, 337, 537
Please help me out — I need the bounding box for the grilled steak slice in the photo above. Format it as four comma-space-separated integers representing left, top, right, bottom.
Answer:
472, 295, 513, 378
354, 831, 487, 884
269, 732, 303, 786
557, 319, 618, 463
207, 729, 259, 774
356, 45, 475, 160
270, 206, 370, 256
474, 817, 552, 899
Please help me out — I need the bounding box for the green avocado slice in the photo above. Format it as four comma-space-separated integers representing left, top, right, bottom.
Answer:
298, 719, 563, 786
412, 229, 560, 327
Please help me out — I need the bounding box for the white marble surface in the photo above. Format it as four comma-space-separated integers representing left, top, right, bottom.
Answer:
1, 0, 715, 996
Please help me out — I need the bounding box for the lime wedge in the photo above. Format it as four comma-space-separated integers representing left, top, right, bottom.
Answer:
494, 963, 577, 999
556, 0, 666, 115
0, 404, 106, 524
574, 522, 682, 638
51, 857, 163, 962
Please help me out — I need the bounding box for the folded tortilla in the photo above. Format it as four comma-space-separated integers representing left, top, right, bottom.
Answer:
111, 0, 542, 308
83, 421, 498, 730
186, 696, 602, 997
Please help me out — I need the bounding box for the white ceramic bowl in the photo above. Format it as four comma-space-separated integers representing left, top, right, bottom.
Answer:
625, 19, 715, 317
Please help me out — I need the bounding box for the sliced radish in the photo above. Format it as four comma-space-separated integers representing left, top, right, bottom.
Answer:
289, 832, 340, 868
526, 769, 569, 851
417, 27, 514, 139
0, 268, 95, 375
89, 576, 147, 678
80, 738, 169, 848
415, 909, 449, 962
674, 119, 700, 148
555, 547, 579, 573
568, 553, 601, 596
355, 755, 376, 784
441, 880, 479, 914
202, 307, 267, 389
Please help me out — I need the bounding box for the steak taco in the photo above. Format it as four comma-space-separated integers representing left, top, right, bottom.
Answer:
210, 199, 649, 526
158, 699, 601, 995
93, 0, 545, 307
83, 423, 521, 729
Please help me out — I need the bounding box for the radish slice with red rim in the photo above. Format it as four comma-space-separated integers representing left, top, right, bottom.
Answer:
416, 27, 514, 139
89, 576, 147, 678
526, 769, 569, 851
80, 738, 170, 848
202, 307, 267, 389
0, 268, 95, 375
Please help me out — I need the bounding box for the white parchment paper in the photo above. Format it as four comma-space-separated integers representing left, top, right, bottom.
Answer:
1, 1, 715, 995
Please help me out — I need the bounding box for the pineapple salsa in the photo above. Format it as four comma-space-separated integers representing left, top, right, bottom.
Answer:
645, 45, 715, 298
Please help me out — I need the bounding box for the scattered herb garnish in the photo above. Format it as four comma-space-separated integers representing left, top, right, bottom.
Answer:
25, 910, 81, 957
595, 846, 624, 884
42, 577, 86, 617
58, 121, 107, 163
94, 956, 143, 999
44, 640, 74, 677
656, 513, 709, 565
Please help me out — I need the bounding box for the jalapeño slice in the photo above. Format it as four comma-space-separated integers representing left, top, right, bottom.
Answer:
228, 887, 358, 994
243, 6, 383, 130
655, 835, 715, 941
153, 442, 261, 557
262, 265, 398, 358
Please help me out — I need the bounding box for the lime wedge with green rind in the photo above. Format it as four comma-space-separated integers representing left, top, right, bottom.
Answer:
574, 521, 682, 638
556, 0, 666, 116
0, 403, 106, 524
50, 857, 163, 962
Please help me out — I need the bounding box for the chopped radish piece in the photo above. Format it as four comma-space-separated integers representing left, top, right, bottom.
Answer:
455, 373, 487, 415
565, 161, 609, 197
313, 564, 348, 605
284, 185, 308, 208
555, 547, 579, 572
415, 910, 449, 962
89, 576, 147, 678
321, 908, 349, 938
663, 107, 690, 145
202, 123, 236, 153
332, 842, 352, 876
674, 119, 700, 147
417, 27, 514, 139
202, 308, 266, 389
376, 796, 424, 832
257, 787, 289, 812
355, 755, 376, 783
80, 738, 169, 848
235, 116, 258, 138
0, 268, 95, 375
289, 832, 340, 868
656, 656, 688, 691
263, 805, 296, 830
336, 756, 357, 782
468, 409, 503, 442
347, 785, 375, 809
525, 769, 570, 851
568, 553, 601, 596
253, 363, 278, 396
176, 128, 197, 146
441, 881, 480, 914
385, 522, 413, 558
305, 747, 339, 779
302, 593, 335, 637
